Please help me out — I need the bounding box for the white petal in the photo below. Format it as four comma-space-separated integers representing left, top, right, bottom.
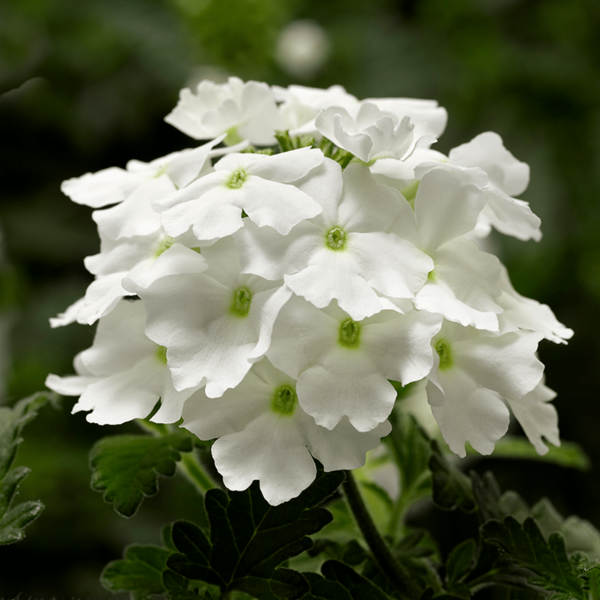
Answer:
483, 188, 542, 242
415, 280, 500, 332
415, 169, 486, 252
61, 167, 144, 208
338, 163, 402, 233
267, 295, 337, 378
124, 244, 207, 291
456, 331, 544, 401
297, 351, 396, 432
363, 309, 442, 384
73, 356, 165, 425
497, 266, 573, 343
236, 218, 322, 280
349, 232, 433, 300
429, 373, 510, 457
45, 373, 99, 396
285, 247, 387, 321
302, 416, 391, 470
92, 176, 175, 240
449, 132, 530, 197
506, 382, 559, 455
242, 147, 324, 182
212, 413, 317, 505
240, 177, 321, 235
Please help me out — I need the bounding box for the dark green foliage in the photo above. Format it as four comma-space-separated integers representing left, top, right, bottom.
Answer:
429, 441, 475, 513
101, 544, 172, 599
0, 392, 48, 544
304, 560, 393, 600
481, 516, 589, 600
165, 470, 345, 598
89, 431, 194, 517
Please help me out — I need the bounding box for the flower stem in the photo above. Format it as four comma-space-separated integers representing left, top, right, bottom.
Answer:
343, 470, 421, 599
178, 450, 214, 494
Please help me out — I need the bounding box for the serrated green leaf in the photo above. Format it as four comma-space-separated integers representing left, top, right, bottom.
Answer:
89, 431, 194, 517
471, 471, 504, 523
467, 437, 591, 471
0, 392, 49, 545
0, 392, 49, 478
305, 560, 393, 600
481, 516, 587, 599
101, 544, 172, 599
429, 441, 475, 513
0, 500, 44, 544
446, 539, 477, 586
0, 465, 30, 515
234, 569, 309, 600
167, 469, 344, 598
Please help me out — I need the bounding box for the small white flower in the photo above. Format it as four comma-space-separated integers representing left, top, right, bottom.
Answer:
426, 320, 545, 457
155, 148, 324, 243
182, 358, 391, 505
46, 300, 196, 425
238, 159, 432, 320
129, 238, 291, 398
315, 102, 426, 163
268, 295, 442, 432
165, 77, 282, 146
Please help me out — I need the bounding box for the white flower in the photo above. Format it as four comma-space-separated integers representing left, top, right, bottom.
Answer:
273, 83, 359, 135
61, 137, 228, 209
165, 77, 282, 146
315, 102, 426, 163
391, 168, 504, 331
182, 358, 391, 505
129, 238, 291, 398
426, 320, 545, 457
268, 295, 442, 432
238, 159, 432, 320
154, 147, 324, 243
46, 300, 196, 424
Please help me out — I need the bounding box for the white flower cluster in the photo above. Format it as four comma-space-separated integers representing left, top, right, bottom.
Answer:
47, 77, 572, 505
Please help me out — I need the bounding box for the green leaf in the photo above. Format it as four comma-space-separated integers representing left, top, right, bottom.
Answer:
429, 441, 475, 513
101, 544, 172, 599
0, 392, 49, 478
89, 431, 194, 517
481, 516, 587, 599
166, 469, 344, 598
0, 499, 44, 545
0, 392, 49, 545
467, 437, 591, 471
303, 560, 393, 600
471, 471, 504, 523
386, 412, 432, 506
446, 539, 477, 586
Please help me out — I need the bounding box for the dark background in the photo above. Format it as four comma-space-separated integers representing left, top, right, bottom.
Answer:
1, 0, 599, 596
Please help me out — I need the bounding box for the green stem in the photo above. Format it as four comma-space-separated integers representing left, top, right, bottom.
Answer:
178, 451, 214, 494
343, 471, 422, 599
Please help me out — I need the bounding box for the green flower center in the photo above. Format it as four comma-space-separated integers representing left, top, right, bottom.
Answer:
155, 345, 168, 365
230, 286, 252, 318
271, 384, 297, 416
338, 317, 361, 349
400, 180, 420, 208
227, 168, 247, 189
435, 338, 453, 370
325, 226, 347, 251
154, 236, 174, 258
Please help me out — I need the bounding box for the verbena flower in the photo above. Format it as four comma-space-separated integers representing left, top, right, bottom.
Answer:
47, 77, 572, 504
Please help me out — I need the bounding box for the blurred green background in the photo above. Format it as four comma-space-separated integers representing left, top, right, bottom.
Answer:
1, 0, 599, 596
